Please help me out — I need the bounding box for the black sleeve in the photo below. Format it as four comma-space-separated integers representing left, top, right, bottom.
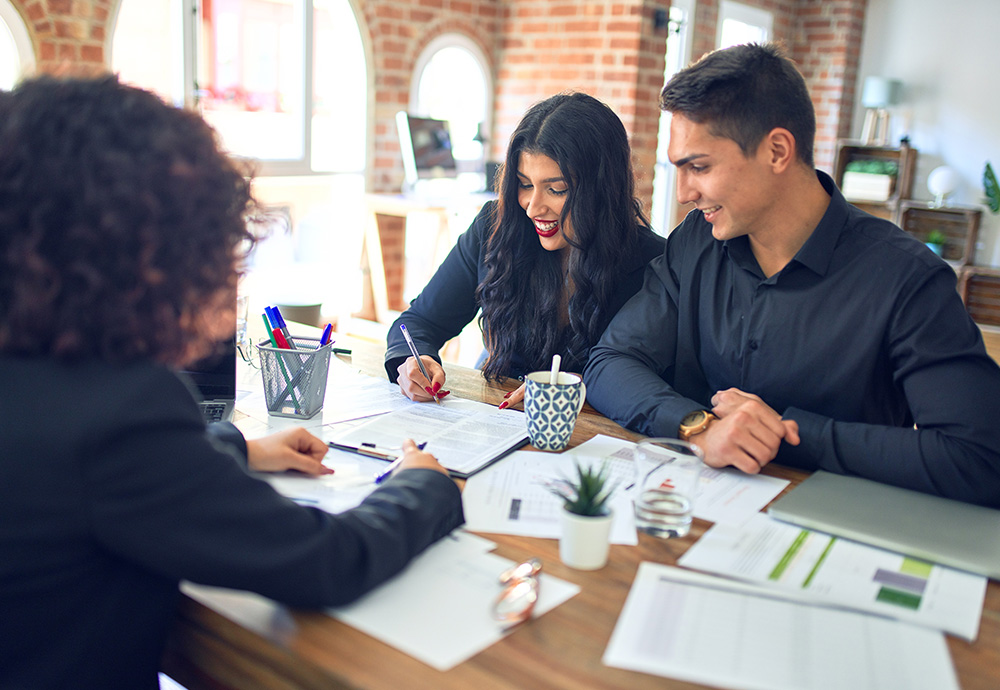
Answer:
86, 370, 465, 608
385, 202, 495, 381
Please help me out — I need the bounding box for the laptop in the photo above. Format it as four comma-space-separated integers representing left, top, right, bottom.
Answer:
178, 336, 237, 423
768, 470, 1000, 579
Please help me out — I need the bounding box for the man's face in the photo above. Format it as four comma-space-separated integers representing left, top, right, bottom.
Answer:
668, 113, 778, 242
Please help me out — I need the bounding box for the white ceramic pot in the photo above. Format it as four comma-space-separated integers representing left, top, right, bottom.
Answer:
559, 507, 613, 570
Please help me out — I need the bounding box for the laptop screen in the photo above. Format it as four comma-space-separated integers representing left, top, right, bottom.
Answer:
179, 336, 237, 401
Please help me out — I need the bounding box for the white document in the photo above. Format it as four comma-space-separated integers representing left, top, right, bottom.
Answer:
257, 445, 388, 513
678, 513, 986, 641
566, 435, 789, 525
237, 361, 413, 427
329, 397, 529, 477
328, 531, 580, 671
604, 563, 959, 690
462, 450, 638, 545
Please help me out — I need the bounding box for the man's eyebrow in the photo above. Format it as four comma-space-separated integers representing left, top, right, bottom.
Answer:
673, 153, 708, 167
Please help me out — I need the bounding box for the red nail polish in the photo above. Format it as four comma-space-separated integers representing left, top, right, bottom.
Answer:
432, 382, 441, 393
437, 390, 450, 398
503, 391, 511, 399
425, 386, 434, 395
498, 400, 508, 410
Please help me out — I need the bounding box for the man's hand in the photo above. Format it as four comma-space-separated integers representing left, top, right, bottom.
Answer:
688, 388, 800, 474
246, 427, 333, 476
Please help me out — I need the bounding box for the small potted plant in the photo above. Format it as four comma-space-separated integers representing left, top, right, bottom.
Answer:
550, 461, 617, 570
925, 229, 947, 257
842, 159, 899, 201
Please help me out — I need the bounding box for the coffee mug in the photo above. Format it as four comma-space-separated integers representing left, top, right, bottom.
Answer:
524, 371, 587, 451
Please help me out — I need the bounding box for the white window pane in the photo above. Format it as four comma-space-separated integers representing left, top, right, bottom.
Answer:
111, 0, 184, 105
199, 0, 306, 162
417, 46, 487, 162
0, 19, 18, 89
311, 0, 366, 172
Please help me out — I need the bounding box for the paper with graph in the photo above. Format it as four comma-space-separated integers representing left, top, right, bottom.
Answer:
678, 513, 985, 640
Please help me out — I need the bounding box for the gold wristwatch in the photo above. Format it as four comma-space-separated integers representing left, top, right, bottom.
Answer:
678, 410, 716, 441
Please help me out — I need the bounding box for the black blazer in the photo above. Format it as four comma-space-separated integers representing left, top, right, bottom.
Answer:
385, 200, 665, 380
0, 356, 464, 689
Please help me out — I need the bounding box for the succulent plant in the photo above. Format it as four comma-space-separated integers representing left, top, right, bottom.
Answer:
550, 461, 617, 517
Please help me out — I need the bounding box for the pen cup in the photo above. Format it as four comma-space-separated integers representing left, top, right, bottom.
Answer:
257, 336, 331, 419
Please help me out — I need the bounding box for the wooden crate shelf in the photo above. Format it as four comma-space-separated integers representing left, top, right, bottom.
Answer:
959, 266, 1000, 327
898, 201, 981, 267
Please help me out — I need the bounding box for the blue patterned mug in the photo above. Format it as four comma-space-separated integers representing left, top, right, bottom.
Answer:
524, 371, 587, 451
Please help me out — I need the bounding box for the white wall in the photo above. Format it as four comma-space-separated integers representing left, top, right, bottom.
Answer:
856, 0, 1000, 266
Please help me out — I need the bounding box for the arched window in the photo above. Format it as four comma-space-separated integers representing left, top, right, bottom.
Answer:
111, 0, 372, 329
412, 34, 491, 175
0, 0, 35, 89
111, 0, 367, 176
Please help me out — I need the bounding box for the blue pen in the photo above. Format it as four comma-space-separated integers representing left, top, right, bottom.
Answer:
271, 306, 294, 345
319, 323, 333, 347
374, 442, 427, 484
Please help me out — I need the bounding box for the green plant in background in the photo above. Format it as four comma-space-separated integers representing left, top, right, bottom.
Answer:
549, 461, 616, 517
984, 162, 999, 214
845, 159, 899, 176
926, 230, 947, 246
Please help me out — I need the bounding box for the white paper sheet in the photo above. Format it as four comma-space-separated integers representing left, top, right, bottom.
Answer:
678, 513, 986, 641
329, 397, 528, 476
462, 450, 638, 545
565, 435, 789, 525
604, 563, 959, 690
328, 532, 580, 671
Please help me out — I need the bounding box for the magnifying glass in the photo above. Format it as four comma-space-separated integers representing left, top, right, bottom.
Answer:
493, 558, 542, 626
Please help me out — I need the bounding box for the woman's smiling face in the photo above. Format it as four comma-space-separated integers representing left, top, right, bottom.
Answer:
516, 151, 573, 252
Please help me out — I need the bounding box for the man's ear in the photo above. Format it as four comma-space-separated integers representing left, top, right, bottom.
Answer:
764, 127, 797, 173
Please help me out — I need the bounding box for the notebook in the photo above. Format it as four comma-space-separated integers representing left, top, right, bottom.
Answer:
179, 336, 237, 423
768, 470, 1000, 579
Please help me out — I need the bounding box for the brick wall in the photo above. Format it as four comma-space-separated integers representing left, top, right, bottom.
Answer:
493, 0, 670, 212
8, 0, 868, 304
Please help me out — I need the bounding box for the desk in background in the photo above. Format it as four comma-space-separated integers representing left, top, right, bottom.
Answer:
360, 193, 494, 324
162, 335, 1000, 690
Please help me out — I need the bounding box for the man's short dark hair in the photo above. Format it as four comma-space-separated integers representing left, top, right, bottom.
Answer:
660, 42, 816, 168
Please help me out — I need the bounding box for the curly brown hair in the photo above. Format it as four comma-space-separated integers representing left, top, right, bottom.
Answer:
0, 75, 257, 365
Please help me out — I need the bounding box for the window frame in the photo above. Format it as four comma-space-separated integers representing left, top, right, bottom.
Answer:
0, 0, 36, 86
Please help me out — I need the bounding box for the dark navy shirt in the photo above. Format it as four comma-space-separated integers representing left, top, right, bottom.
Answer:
585, 171, 1000, 506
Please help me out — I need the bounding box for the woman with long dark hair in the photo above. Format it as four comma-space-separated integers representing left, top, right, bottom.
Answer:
386, 92, 663, 406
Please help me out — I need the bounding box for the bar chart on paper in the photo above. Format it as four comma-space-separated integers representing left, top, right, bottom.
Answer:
678, 513, 986, 640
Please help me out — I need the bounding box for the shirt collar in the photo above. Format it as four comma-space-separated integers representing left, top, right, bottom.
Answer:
722, 170, 849, 279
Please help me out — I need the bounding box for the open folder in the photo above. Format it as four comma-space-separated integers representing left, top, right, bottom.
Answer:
329, 398, 528, 478
768, 471, 1000, 579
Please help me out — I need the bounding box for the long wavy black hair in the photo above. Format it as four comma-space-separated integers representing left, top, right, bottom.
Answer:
476, 92, 651, 381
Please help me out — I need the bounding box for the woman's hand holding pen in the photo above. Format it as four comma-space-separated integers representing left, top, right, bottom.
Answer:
497, 383, 526, 410
396, 356, 450, 403
246, 427, 333, 476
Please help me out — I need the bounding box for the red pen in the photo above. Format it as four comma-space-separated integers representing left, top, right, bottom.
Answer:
272, 329, 292, 349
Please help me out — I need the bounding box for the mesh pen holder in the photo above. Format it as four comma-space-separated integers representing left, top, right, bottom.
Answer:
257, 336, 331, 419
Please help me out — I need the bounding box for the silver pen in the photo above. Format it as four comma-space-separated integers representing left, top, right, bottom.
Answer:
399, 323, 441, 404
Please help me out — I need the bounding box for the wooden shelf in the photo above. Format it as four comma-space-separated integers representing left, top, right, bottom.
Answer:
959, 266, 1000, 327
833, 140, 917, 221
898, 201, 981, 267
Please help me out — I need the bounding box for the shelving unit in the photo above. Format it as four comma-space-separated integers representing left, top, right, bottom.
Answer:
833, 139, 918, 221
897, 201, 981, 267
959, 266, 1000, 328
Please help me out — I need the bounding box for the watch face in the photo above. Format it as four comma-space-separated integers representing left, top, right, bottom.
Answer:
681, 410, 706, 427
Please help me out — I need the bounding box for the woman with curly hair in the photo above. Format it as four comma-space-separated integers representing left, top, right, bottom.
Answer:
385, 92, 663, 406
0, 75, 463, 690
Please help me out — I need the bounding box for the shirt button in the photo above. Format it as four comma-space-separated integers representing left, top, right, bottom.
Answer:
748, 340, 759, 351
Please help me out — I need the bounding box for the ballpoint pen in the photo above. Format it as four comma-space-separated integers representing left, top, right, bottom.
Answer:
327, 441, 399, 462
399, 323, 441, 404
319, 323, 333, 347
374, 442, 427, 484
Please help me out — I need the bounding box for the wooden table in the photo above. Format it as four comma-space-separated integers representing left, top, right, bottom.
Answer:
162, 336, 1000, 689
